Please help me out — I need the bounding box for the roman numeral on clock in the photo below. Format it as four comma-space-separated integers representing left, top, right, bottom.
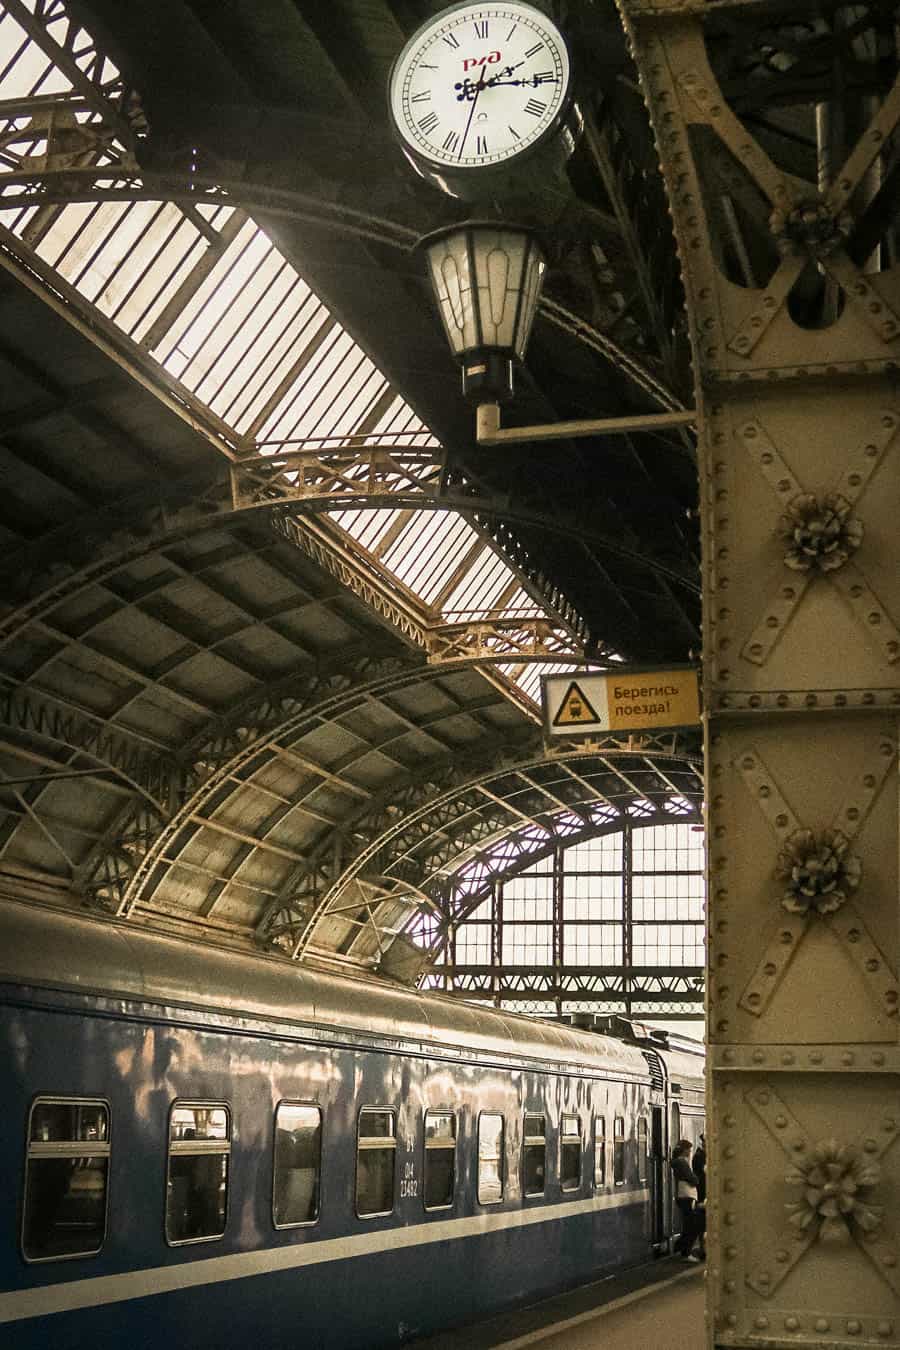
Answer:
508, 125, 521, 140
411, 91, 431, 103
442, 130, 460, 153
418, 111, 439, 135
442, 31, 460, 48
525, 42, 543, 58
473, 19, 488, 39
476, 134, 489, 155
524, 98, 547, 117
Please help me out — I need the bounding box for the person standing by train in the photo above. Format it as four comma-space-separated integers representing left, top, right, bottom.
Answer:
671, 1139, 701, 1261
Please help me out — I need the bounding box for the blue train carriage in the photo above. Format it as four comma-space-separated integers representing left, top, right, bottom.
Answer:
0, 898, 703, 1349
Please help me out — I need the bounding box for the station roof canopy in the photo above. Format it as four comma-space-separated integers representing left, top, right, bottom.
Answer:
0, 0, 706, 983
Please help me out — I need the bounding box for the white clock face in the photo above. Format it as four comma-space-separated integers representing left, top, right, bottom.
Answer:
390, 3, 571, 171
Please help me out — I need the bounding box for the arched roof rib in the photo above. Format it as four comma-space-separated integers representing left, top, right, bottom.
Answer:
287, 745, 703, 969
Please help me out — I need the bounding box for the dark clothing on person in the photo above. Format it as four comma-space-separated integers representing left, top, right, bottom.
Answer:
672, 1154, 698, 1192
671, 1154, 699, 1257
692, 1145, 706, 1204
675, 1197, 699, 1256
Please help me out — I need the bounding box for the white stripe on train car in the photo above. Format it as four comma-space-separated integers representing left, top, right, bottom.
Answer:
0, 1188, 649, 1324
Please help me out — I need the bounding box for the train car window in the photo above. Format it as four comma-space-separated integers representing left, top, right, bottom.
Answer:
560, 1115, 582, 1192
22, 1098, 110, 1262
593, 1116, 606, 1187
477, 1113, 504, 1204
613, 1116, 626, 1185
356, 1108, 396, 1218
637, 1117, 648, 1184
423, 1111, 456, 1210
166, 1102, 230, 1245
273, 1102, 322, 1228
523, 1113, 546, 1196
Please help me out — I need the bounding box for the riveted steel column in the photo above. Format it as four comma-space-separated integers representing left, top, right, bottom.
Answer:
618, 4, 900, 1346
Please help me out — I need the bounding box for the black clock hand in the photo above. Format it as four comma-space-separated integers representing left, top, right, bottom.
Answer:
457, 67, 486, 158
484, 75, 559, 88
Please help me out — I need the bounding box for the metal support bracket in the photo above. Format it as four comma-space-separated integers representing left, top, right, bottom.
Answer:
474, 401, 696, 446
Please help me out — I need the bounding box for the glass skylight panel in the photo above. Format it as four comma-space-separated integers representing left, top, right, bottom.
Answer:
379, 509, 445, 581
370, 399, 438, 447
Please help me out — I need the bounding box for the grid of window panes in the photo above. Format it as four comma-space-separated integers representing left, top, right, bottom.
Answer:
449, 821, 704, 997
631, 824, 705, 966
501, 867, 554, 965
562, 832, 624, 966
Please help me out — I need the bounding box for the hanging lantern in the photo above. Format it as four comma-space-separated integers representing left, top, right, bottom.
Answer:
421, 222, 546, 403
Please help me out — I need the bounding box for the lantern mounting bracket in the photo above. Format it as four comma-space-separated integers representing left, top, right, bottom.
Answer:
475, 401, 697, 446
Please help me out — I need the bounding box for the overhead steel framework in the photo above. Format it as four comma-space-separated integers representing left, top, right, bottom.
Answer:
424, 817, 705, 1021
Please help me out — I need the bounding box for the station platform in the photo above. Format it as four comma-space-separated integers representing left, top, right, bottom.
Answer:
413, 1260, 705, 1350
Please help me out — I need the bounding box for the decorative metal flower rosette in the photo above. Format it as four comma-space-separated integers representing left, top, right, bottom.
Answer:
769, 197, 854, 259
786, 1141, 883, 1243
778, 492, 863, 574
775, 827, 862, 917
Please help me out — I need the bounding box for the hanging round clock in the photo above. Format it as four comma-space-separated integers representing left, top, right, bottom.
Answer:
388, 2, 580, 199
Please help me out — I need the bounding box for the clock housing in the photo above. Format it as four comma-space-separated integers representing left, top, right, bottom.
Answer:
388, 2, 579, 201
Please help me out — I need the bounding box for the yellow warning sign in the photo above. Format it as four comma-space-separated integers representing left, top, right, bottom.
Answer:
552, 680, 602, 727
605, 670, 700, 731
543, 667, 700, 737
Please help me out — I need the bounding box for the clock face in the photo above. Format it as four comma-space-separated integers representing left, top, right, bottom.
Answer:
389, 3, 572, 172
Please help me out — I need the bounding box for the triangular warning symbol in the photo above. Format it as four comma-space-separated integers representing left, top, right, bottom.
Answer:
552, 680, 600, 726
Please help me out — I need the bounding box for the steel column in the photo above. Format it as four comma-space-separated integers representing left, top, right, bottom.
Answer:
619, 3, 900, 1345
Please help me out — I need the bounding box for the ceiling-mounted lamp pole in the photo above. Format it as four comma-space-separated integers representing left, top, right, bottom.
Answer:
421, 220, 696, 443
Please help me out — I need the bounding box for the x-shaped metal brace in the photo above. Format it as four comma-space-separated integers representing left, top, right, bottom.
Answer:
738, 413, 900, 666
735, 743, 897, 1018
745, 1082, 899, 1296
678, 68, 900, 351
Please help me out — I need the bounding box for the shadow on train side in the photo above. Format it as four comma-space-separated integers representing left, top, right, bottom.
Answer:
0, 899, 704, 1349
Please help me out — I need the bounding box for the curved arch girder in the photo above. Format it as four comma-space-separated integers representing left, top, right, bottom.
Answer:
288, 745, 702, 962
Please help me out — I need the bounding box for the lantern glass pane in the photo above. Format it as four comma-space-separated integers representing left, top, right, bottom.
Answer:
425, 226, 545, 360
516, 245, 546, 362
427, 235, 479, 355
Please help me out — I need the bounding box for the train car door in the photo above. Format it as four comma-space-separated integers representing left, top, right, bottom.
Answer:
649, 1105, 666, 1250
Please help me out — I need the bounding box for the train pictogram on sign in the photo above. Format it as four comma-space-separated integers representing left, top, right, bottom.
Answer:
551, 681, 601, 726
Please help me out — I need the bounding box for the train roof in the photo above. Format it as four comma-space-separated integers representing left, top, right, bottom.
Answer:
0, 898, 671, 1080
